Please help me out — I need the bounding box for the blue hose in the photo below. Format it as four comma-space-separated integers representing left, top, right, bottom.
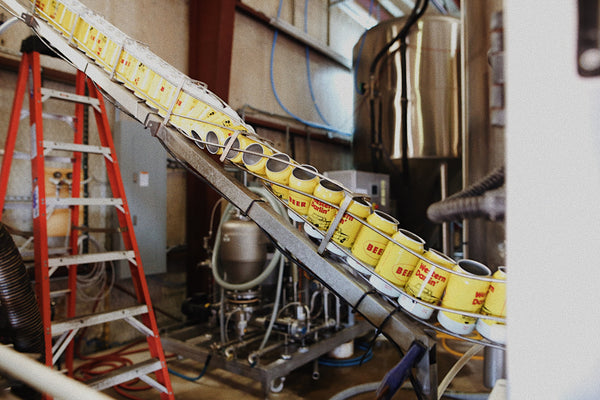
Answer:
168, 355, 212, 382
271, 0, 351, 137
304, 0, 330, 125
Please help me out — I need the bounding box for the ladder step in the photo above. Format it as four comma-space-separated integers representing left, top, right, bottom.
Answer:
85, 359, 163, 391
43, 141, 112, 156
46, 197, 123, 207
50, 289, 71, 298
52, 305, 148, 336
40, 87, 100, 109
48, 250, 136, 268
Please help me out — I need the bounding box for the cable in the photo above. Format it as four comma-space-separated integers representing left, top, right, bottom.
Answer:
0, 16, 19, 35
0, 4, 22, 21
276, 301, 311, 323
207, 198, 227, 238
438, 344, 485, 399
303, 0, 330, 125
439, 336, 484, 362
258, 254, 285, 351
367, 0, 428, 172
270, 0, 351, 137
353, 0, 375, 95
367, 0, 426, 77
167, 355, 212, 382
75, 235, 115, 302
210, 196, 283, 292
74, 340, 154, 400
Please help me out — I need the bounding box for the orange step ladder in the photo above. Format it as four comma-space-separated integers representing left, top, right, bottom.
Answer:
0, 51, 174, 399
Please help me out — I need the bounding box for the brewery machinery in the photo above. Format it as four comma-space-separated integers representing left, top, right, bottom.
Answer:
0, 0, 510, 399
167, 186, 373, 395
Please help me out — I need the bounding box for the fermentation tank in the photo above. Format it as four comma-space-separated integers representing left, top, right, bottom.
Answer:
353, 15, 461, 170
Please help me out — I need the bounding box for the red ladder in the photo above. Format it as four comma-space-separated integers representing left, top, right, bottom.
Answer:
0, 51, 174, 399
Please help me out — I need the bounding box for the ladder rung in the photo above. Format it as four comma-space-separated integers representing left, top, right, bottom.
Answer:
48, 250, 135, 268
52, 305, 148, 336
46, 197, 123, 207
40, 88, 100, 109
85, 359, 162, 391
50, 289, 71, 298
43, 141, 112, 155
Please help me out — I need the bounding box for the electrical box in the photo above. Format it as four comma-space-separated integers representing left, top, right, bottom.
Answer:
113, 119, 167, 276
324, 170, 390, 212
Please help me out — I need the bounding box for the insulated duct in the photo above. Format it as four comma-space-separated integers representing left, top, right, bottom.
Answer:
427, 166, 505, 223
0, 222, 44, 357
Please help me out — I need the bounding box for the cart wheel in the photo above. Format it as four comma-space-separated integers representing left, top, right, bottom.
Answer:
270, 376, 285, 393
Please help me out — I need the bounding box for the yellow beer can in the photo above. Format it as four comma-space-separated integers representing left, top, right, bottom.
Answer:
287, 165, 319, 220
399, 249, 456, 319
437, 259, 491, 335
223, 134, 256, 165
476, 267, 507, 343
265, 153, 295, 201
241, 143, 273, 175
373, 229, 426, 290
327, 197, 371, 255
350, 210, 398, 267
306, 179, 345, 233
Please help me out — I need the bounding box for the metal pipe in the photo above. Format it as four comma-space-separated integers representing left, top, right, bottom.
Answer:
323, 288, 330, 323
0, 16, 19, 35
440, 161, 452, 254
0, 344, 113, 400
213, 331, 264, 352
335, 293, 341, 329
347, 304, 355, 326
223, 334, 264, 360
312, 359, 320, 380
483, 346, 506, 389
248, 340, 285, 365
460, 1, 469, 259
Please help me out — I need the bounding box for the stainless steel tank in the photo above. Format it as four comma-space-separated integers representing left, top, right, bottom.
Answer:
219, 216, 268, 284
353, 15, 461, 170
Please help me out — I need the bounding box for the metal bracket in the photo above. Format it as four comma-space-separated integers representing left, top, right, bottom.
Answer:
146, 120, 166, 138
317, 194, 352, 254
20, 13, 38, 29
219, 130, 241, 163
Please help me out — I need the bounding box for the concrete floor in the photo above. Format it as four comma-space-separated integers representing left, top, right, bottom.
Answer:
97, 336, 491, 400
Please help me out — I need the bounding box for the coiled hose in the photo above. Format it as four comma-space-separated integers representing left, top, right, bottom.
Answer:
0, 222, 44, 357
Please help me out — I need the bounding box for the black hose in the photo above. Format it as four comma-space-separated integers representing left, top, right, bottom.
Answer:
367, 0, 426, 77
0, 222, 44, 357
